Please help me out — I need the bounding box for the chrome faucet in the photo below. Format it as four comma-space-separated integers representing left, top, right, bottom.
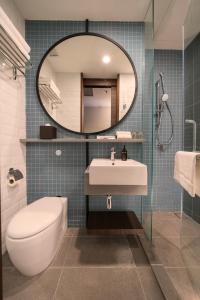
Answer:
110, 147, 116, 162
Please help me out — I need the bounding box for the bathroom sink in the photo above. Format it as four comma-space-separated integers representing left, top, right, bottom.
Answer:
89, 159, 147, 185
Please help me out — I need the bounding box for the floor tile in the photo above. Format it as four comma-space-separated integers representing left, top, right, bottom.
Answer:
152, 213, 181, 238
137, 267, 165, 300
2, 253, 13, 268
185, 267, 200, 298
51, 237, 71, 267
64, 228, 88, 237
151, 265, 181, 300
152, 236, 185, 267
55, 267, 145, 300
181, 236, 200, 267
127, 235, 149, 266
181, 215, 200, 237
63, 236, 135, 266
3, 268, 61, 300
165, 268, 200, 300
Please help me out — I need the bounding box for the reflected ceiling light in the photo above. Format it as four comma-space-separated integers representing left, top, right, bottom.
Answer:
102, 55, 111, 64
0, 62, 6, 71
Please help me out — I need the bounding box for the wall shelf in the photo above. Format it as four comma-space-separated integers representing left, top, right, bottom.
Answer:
87, 211, 144, 234
20, 138, 144, 144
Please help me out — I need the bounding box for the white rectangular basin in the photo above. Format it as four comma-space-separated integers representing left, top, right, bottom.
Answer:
89, 159, 147, 186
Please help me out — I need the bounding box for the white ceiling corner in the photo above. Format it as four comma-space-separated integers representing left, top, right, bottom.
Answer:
13, 0, 150, 22
13, 0, 192, 50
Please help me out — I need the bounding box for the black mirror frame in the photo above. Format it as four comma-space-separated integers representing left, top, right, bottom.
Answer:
36, 32, 138, 135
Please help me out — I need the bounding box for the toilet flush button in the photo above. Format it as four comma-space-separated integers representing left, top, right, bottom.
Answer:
55, 150, 62, 156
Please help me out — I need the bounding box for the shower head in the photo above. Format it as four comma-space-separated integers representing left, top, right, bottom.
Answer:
162, 93, 169, 102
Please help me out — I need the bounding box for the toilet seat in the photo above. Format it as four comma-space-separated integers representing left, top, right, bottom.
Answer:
7, 197, 63, 239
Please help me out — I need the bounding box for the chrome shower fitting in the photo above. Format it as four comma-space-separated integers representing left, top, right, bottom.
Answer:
106, 195, 112, 210
155, 73, 174, 151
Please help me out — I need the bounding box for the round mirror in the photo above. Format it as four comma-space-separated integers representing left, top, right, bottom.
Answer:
36, 33, 138, 134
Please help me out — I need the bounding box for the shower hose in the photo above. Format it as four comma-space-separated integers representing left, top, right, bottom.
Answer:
156, 100, 174, 150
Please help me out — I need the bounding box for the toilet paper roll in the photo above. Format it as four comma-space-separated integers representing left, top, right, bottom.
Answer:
7, 176, 17, 187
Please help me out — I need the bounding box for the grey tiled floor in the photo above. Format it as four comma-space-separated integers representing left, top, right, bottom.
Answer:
3, 234, 164, 300
152, 212, 200, 300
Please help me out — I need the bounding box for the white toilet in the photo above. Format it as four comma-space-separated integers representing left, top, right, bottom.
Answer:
6, 197, 67, 276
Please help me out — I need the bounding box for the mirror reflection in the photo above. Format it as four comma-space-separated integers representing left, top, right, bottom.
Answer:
37, 34, 137, 133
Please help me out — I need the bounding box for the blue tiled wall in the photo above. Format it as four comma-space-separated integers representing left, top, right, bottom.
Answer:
25, 21, 184, 226
153, 50, 183, 212
184, 33, 200, 223
25, 21, 144, 226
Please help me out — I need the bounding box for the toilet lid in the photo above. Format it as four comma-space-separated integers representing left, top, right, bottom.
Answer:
7, 197, 63, 239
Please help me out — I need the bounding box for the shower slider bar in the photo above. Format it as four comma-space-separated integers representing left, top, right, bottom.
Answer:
0, 24, 32, 79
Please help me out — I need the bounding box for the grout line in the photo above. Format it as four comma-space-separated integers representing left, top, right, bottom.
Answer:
53, 267, 64, 300
134, 266, 148, 300
63, 235, 132, 238
152, 235, 200, 238
49, 265, 137, 269
165, 266, 200, 269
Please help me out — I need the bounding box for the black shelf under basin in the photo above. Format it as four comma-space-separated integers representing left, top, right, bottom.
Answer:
87, 211, 143, 234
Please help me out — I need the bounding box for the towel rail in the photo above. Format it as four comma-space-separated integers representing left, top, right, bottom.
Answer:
39, 84, 62, 104
0, 24, 31, 79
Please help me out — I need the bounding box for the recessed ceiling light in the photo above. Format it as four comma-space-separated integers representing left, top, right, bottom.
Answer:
102, 55, 111, 64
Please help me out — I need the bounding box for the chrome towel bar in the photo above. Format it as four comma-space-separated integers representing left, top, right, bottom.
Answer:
0, 24, 31, 79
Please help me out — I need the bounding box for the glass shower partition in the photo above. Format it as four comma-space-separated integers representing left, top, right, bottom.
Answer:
142, 0, 154, 240
182, 0, 200, 297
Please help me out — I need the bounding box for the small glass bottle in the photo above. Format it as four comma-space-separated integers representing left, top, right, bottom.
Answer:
121, 145, 128, 161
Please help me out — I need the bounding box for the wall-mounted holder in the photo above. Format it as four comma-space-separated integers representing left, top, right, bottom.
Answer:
7, 168, 23, 187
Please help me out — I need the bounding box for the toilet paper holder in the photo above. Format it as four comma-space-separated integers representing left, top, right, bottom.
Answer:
8, 168, 23, 181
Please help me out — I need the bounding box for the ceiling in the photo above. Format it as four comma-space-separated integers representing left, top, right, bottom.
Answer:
13, 0, 191, 49
13, 0, 150, 22
154, 0, 191, 49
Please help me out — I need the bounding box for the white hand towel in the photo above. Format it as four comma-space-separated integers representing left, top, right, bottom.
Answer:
116, 131, 132, 139
174, 151, 200, 197
196, 160, 200, 197
0, 7, 30, 59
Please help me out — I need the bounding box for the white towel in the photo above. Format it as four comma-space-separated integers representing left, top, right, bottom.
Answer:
116, 131, 132, 139
196, 159, 200, 197
174, 151, 200, 197
0, 6, 30, 60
